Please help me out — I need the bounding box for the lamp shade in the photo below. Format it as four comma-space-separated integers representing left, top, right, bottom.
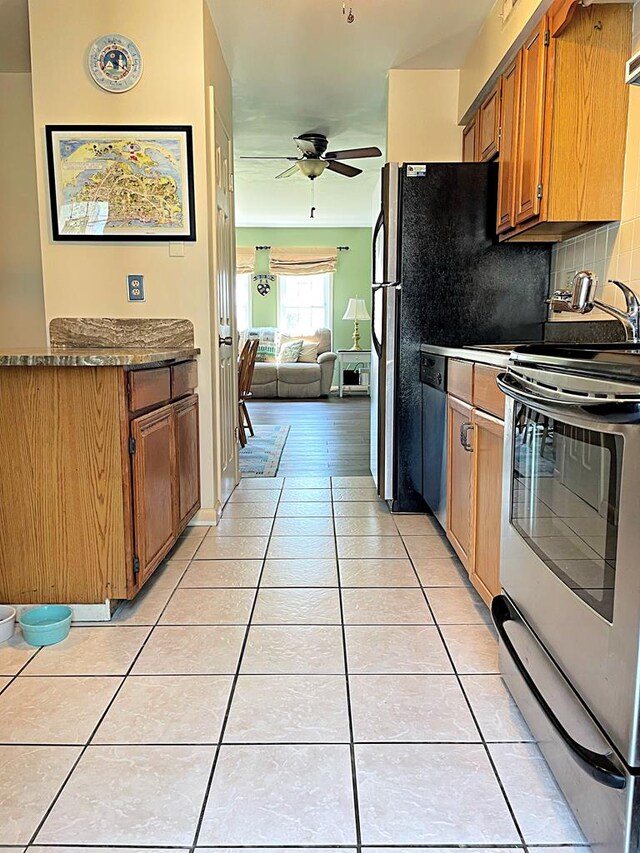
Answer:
342, 297, 370, 321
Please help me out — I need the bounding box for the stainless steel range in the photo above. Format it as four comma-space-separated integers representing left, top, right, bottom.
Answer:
495, 341, 640, 853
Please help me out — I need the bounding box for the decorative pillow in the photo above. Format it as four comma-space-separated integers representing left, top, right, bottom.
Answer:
278, 339, 304, 363
298, 341, 319, 363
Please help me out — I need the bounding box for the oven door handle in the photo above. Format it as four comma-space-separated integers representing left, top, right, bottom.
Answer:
497, 372, 596, 410
492, 595, 627, 790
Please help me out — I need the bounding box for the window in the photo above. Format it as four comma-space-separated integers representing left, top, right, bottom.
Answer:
235, 273, 251, 331
278, 273, 332, 335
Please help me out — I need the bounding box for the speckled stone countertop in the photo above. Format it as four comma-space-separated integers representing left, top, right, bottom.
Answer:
0, 348, 200, 367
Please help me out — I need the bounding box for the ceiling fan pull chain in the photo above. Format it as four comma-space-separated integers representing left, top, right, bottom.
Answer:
310, 181, 316, 219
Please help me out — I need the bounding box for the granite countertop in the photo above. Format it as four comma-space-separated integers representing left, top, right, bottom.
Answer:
0, 347, 201, 367
420, 343, 512, 369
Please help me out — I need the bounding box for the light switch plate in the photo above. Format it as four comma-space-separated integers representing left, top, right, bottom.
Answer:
127, 274, 145, 302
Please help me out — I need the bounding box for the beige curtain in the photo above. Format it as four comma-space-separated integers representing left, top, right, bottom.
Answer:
236, 247, 256, 274
269, 247, 338, 275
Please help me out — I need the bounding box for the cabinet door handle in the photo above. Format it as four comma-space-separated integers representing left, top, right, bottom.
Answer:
460, 422, 474, 452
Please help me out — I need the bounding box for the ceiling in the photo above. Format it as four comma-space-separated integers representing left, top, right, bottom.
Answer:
207, 0, 495, 229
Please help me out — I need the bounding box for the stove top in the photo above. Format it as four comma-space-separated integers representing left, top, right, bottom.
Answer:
510, 342, 640, 383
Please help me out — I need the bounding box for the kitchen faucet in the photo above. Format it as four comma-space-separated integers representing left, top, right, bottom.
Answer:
548, 271, 640, 343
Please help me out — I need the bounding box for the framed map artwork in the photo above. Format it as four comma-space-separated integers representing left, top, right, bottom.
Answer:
45, 125, 196, 241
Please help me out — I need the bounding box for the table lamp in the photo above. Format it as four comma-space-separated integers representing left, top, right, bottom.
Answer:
342, 296, 370, 351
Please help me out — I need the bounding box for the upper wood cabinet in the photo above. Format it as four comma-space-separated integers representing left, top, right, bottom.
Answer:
497, 57, 521, 233
462, 115, 478, 162
497, 1, 631, 241
477, 81, 502, 162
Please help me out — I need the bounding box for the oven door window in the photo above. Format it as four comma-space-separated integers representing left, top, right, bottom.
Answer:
511, 404, 622, 622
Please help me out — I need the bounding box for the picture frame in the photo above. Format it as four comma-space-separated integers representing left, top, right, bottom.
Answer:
45, 125, 196, 241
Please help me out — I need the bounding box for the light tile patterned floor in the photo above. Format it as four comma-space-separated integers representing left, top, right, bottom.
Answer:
0, 475, 590, 851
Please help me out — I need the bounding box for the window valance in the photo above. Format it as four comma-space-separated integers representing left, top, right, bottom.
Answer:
269, 247, 338, 276
236, 247, 256, 274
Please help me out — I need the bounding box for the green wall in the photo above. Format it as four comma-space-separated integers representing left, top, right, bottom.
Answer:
236, 227, 372, 352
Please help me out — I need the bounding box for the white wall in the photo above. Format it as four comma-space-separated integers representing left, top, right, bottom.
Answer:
28, 0, 232, 513
387, 69, 462, 163
0, 73, 46, 347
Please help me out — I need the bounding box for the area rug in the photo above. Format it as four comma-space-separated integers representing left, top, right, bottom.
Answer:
239, 424, 290, 477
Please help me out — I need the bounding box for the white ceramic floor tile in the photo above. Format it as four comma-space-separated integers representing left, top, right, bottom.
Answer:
94, 675, 233, 744
402, 535, 454, 560
441, 624, 499, 674
461, 675, 533, 741
111, 578, 175, 626
279, 489, 332, 502
0, 745, 81, 843
356, 743, 519, 845
338, 558, 418, 587
337, 536, 407, 559
366, 848, 521, 853
198, 744, 356, 844
0, 676, 121, 744
427, 586, 492, 625
0, 630, 39, 675
224, 675, 350, 743
332, 475, 375, 487
259, 558, 338, 587
229, 490, 280, 503
346, 626, 453, 674
266, 536, 336, 559
332, 488, 379, 502
207, 518, 273, 537
241, 626, 345, 674
334, 516, 399, 536
341, 588, 433, 624
167, 537, 202, 560
333, 501, 390, 517
30, 847, 189, 853
393, 515, 444, 536
132, 626, 245, 675
223, 501, 278, 518
237, 477, 284, 490
413, 556, 471, 587
284, 476, 331, 488
271, 517, 335, 536
276, 501, 333, 517
152, 559, 191, 588
37, 745, 215, 845
159, 588, 255, 625
350, 675, 478, 742
490, 743, 586, 845
0, 676, 11, 691
195, 536, 268, 561
252, 589, 341, 624
22, 627, 150, 676
179, 560, 262, 588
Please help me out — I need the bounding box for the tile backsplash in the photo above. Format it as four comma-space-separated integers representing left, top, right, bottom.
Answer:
550, 0, 640, 324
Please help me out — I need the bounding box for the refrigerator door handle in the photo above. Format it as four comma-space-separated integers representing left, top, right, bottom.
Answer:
371, 286, 382, 357
492, 596, 627, 790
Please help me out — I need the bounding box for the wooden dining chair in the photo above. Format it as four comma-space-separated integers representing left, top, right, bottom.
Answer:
237, 337, 259, 447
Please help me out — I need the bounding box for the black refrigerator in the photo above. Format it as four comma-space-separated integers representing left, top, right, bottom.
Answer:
371, 162, 551, 512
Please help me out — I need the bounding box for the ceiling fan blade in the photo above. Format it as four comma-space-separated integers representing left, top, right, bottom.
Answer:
324, 146, 382, 160
326, 160, 362, 178
275, 164, 300, 180
240, 156, 300, 161
294, 137, 319, 156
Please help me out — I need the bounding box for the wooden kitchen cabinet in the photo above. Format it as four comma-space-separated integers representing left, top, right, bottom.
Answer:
471, 409, 505, 604
174, 394, 201, 530
477, 81, 501, 162
446, 395, 474, 569
497, 0, 631, 241
462, 115, 478, 162
131, 405, 176, 585
0, 359, 200, 605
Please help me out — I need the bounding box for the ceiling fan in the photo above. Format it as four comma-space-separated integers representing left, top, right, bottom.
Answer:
240, 133, 382, 180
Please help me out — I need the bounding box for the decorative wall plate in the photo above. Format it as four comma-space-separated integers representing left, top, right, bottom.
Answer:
88, 34, 143, 93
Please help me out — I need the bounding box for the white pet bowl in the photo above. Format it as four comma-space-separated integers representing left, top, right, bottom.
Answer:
0, 605, 16, 643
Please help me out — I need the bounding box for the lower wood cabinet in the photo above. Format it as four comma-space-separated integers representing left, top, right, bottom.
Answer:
471, 409, 504, 604
174, 394, 201, 529
446, 396, 474, 569
446, 378, 506, 606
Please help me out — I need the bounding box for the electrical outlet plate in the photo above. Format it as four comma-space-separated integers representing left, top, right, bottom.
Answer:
127, 274, 145, 302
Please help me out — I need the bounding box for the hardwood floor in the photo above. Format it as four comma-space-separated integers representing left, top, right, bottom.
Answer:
247, 395, 371, 476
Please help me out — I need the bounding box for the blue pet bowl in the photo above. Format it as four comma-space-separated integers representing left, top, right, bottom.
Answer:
19, 605, 72, 647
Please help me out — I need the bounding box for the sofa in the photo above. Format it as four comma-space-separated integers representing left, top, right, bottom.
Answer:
246, 327, 337, 398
